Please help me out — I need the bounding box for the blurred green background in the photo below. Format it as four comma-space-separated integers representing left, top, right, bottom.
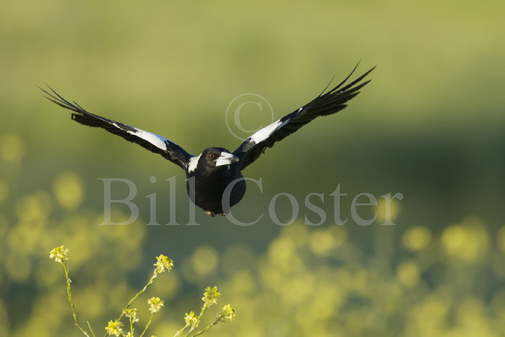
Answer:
1, 0, 505, 336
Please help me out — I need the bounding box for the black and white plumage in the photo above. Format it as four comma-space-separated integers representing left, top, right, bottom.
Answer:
42, 65, 374, 216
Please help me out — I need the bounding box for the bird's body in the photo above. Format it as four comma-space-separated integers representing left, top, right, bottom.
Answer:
42, 65, 374, 216
186, 148, 246, 216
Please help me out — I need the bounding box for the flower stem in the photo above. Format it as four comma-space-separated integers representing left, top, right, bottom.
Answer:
87, 321, 96, 337
129, 316, 134, 336
139, 313, 153, 337
123, 274, 157, 316
184, 304, 207, 337
191, 315, 223, 337
102, 273, 158, 337
61, 262, 91, 337
173, 323, 189, 337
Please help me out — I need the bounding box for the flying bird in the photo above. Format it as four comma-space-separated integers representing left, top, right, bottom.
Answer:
42, 65, 374, 216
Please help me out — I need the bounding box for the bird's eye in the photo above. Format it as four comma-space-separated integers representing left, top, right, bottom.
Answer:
208, 153, 219, 160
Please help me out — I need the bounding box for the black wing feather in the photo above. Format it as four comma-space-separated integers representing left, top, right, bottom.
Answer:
41, 87, 192, 169
233, 65, 375, 169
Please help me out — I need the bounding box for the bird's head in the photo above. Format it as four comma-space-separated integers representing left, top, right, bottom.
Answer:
189, 147, 240, 173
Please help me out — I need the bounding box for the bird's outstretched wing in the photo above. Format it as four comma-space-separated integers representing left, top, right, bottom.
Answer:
41, 87, 192, 170
233, 65, 375, 170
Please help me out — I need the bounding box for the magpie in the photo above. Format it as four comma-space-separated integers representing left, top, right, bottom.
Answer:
42, 65, 374, 216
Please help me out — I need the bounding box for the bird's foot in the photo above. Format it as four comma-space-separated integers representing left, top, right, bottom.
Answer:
205, 211, 226, 217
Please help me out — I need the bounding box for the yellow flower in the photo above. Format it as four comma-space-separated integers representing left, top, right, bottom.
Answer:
49, 245, 69, 263
123, 308, 139, 323
221, 304, 236, 322
147, 297, 164, 313
53, 172, 84, 210
184, 311, 198, 326
202, 286, 221, 307
184, 311, 198, 327
154, 254, 174, 274
441, 219, 488, 262
191, 246, 218, 276
375, 197, 401, 223
124, 333, 133, 337
397, 261, 420, 288
309, 229, 340, 256
402, 226, 431, 251
0, 133, 24, 163
105, 320, 123, 336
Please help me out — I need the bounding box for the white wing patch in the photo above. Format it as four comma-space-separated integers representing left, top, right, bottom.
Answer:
250, 119, 286, 144
125, 128, 168, 151
188, 154, 201, 172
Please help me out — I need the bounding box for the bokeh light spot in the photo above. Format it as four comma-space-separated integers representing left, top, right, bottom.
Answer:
191, 246, 219, 276
402, 226, 432, 251
0, 133, 24, 163
53, 172, 84, 210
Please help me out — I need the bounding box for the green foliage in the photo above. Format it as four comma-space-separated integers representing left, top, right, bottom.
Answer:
49, 247, 235, 337
2, 164, 505, 336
